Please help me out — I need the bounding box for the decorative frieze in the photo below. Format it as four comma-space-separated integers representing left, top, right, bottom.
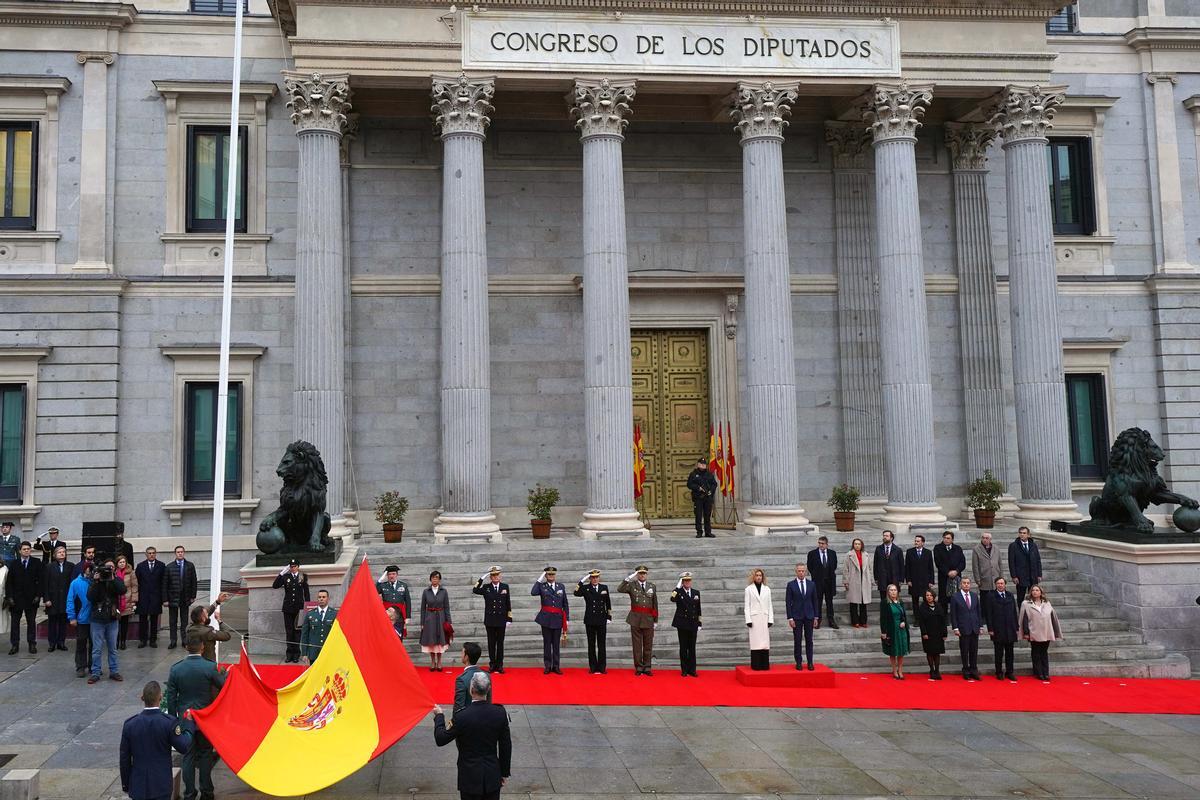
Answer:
824, 121, 871, 170
571, 78, 636, 139
944, 122, 997, 171
284, 71, 352, 135
730, 81, 798, 143
431, 74, 495, 138
862, 81, 933, 142
989, 84, 1066, 143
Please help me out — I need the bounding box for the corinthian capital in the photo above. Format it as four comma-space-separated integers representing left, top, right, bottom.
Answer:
571, 78, 636, 140
730, 81, 799, 143
988, 84, 1066, 143
944, 122, 997, 171
432, 75, 495, 139
284, 71, 352, 135
824, 122, 871, 169
861, 82, 933, 143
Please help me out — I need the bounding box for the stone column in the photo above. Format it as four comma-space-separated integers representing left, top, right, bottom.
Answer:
825, 122, 887, 517
74, 52, 114, 272
570, 79, 647, 538
1147, 73, 1191, 273
730, 82, 810, 534
863, 82, 946, 526
431, 75, 501, 541
990, 85, 1082, 525
285, 71, 351, 534
945, 122, 1012, 506
339, 115, 360, 536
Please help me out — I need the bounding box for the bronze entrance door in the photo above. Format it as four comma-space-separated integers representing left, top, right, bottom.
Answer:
631, 329, 711, 519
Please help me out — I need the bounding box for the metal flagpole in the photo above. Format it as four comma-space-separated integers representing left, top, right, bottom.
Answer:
209, 0, 246, 652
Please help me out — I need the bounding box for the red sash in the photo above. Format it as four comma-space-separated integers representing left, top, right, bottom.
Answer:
540, 605, 568, 632
631, 605, 658, 620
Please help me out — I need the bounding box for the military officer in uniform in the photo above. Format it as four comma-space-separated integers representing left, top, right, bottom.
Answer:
472, 565, 511, 673
167, 634, 226, 800
120, 680, 192, 800
573, 569, 611, 674
618, 565, 658, 676
530, 566, 569, 675
0, 521, 19, 565
669, 572, 702, 677
272, 560, 309, 663
300, 589, 337, 664
377, 565, 412, 640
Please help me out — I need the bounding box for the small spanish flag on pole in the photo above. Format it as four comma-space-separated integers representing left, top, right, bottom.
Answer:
725, 420, 737, 500
633, 423, 646, 499
707, 425, 719, 474
192, 560, 434, 796
714, 422, 726, 492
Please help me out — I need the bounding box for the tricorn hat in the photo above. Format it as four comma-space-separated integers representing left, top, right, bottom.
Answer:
288, 558, 300, 567
385, 564, 399, 573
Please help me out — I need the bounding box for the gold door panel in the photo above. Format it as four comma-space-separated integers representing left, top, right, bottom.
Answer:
631, 329, 711, 519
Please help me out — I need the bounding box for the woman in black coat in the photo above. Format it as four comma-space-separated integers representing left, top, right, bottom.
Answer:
914, 588, 947, 680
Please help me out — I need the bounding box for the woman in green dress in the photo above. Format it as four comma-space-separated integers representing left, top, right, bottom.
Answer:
880, 583, 910, 679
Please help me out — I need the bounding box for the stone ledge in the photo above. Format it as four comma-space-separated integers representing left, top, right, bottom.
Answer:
1039, 527, 1200, 564
160, 498, 260, 526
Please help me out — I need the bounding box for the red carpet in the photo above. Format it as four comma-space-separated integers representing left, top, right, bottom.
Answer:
248, 664, 1200, 715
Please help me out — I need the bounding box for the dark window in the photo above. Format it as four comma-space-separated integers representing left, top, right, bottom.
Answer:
190, 0, 248, 14
186, 125, 247, 233
0, 122, 37, 230
1066, 373, 1109, 481
1047, 3, 1078, 34
1047, 137, 1096, 236
185, 382, 242, 500
0, 385, 25, 503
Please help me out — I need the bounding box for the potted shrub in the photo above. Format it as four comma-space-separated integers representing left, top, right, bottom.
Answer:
827, 483, 861, 532
965, 470, 1004, 528
527, 484, 560, 539
374, 491, 409, 543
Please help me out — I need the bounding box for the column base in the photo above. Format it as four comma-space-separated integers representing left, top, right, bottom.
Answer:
341, 509, 361, 539
1014, 499, 1083, 532
880, 503, 946, 528
578, 510, 649, 540
329, 515, 355, 543
997, 494, 1021, 517
856, 496, 888, 520
743, 506, 814, 537
433, 512, 502, 544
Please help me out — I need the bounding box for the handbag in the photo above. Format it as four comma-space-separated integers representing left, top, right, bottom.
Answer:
443, 621, 455, 643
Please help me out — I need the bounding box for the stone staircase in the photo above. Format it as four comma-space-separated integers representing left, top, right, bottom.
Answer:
355, 527, 1191, 678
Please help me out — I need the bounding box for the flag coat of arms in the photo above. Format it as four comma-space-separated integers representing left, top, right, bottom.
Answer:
192, 560, 434, 796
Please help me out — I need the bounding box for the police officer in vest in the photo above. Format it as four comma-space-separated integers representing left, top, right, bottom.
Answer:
300, 589, 337, 664
377, 565, 412, 639
272, 559, 309, 663
530, 566, 569, 675
573, 568, 611, 674
670, 572, 702, 677
472, 565, 511, 673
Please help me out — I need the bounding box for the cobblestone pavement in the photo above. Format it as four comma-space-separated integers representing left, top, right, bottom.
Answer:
0, 642, 1194, 799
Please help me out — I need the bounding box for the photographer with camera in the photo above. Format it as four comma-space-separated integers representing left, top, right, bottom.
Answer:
86, 558, 126, 683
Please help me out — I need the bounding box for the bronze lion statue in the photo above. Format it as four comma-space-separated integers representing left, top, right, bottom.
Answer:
1086, 427, 1198, 533
256, 441, 333, 554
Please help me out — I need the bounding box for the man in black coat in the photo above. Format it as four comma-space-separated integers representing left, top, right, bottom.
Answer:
472, 566, 511, 673
904, 534, 935, 613
1008, 527, 1043, 605
934, 530, 966, 615
986, 577, 1020, 682
806, 536, 839, 628
433, 671, 512, 800
134, 547, 165, 648
273, 559, 310, 663
669, 572, 702, 677
162, 545, 197, 649
686, 459, 719, 538
120, 681, 192, 800
5, 541, 42, 654
873, 530, 905, 613
572, 569, 611, 674
41, 545, 74, 652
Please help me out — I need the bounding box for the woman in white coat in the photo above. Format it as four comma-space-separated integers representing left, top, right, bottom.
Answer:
843, 537, 873, 628
744, 568, 774, 670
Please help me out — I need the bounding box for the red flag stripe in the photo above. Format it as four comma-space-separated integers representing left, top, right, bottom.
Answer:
192, 646, 279, 773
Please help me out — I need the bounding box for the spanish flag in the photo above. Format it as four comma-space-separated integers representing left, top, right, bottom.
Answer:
193, 560, 434, 796
633, 423, 647, 499
724, 420, 737, 499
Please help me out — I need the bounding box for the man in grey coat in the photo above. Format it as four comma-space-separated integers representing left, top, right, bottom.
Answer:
971, 531, 1004, 623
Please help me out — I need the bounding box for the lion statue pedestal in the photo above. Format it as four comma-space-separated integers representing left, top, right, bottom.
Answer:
255, 440, 343, 567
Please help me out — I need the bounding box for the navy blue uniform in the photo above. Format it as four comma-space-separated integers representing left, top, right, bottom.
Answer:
573, 580, 611, 673
120, 708, 192, 800
473, 578, 512, 671
530, 579, 569, 672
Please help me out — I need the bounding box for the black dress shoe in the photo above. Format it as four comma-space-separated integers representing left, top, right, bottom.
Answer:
495, 667, 505, 674
27, 644, 35, 654
552, 667, 563, 675
807, 664, 815, 671
599, 668, 607, 674
138, 642, 147, 649
7, 646, 17, 655
168, 642, 177, 650
543, 668, 551, 675
643, 670, 653, 676
704, 533, 715, 538
829, 623, 840, 629
150, 641, 158, 648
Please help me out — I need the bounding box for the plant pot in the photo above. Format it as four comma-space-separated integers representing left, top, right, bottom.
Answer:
833, 511, 856, 532
973, 509, 996, 529
531, 518, 551, 539
382, 523, 404, 543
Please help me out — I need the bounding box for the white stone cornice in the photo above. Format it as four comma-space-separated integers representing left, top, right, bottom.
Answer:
431, 74, 495, 139
862, 81, 933, 143
284, 71, 352, 135
988, 84, 1067, 144
944, 122, 997, 171
571, 78, 636, 141
824, 121, 871, 169
730, 81, 798, 143
152, 80, 279, 101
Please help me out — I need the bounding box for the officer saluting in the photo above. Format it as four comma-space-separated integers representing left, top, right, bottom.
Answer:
300, 589, 337, 664
530, 566, 569, 675
573, 569, 611, 674
272, 559, 309, 663
377, 565, 412, 639
670, 572, 702, 677
472, 565, 511, 673
618, 565, 659, 676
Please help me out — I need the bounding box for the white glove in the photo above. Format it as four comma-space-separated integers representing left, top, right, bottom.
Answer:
377, 568, 388, 582
627, 571, 637, 581
580, 573, 589, 584
675, 575, 684, 589
278, 565, 290, 576
505, 621, 511, 628
538, 571, 547, 583
653, 623, 658, 630
480, 572, 489, 583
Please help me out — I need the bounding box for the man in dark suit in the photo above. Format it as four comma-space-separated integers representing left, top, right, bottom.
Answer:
873, 530, 905, 613
454, 642, 492, 718
473, 565, 511, 673
669, 572, 702, 677
163, 546, 197, 650
120, 680, 192, 800
949, 576, 982, 681
806, 536, 839, 628
1008, 527, 1043, 605
904, 535, 935, 613
785, 563, 820, 671
434, 671, 511, 800
41, 544, 74, 652
135, 547, 165, 648
573, 569, 611, 674
934, 530, 966, 614
166, 633, 227, 800
986, 577, 1020, 682
5, 541, 42, 654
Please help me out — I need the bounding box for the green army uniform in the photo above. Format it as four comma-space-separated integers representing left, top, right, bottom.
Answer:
300, 604, 337, 662
617, 567, 659, 675
166, 653, 226, 800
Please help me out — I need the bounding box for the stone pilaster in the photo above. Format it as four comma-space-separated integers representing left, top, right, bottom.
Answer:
431, 75, 501, 541
73, 52, 114, 272
570, 79, 647, 538
826, 122, 886, 518
989, 84, 1081, 526
862, 82, 946, 525
339, 114, 360, 535
730, 81, 811, 534
945, 122, 1013, 509
285, 71, 351, 535
1146, 73, 1191, 273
